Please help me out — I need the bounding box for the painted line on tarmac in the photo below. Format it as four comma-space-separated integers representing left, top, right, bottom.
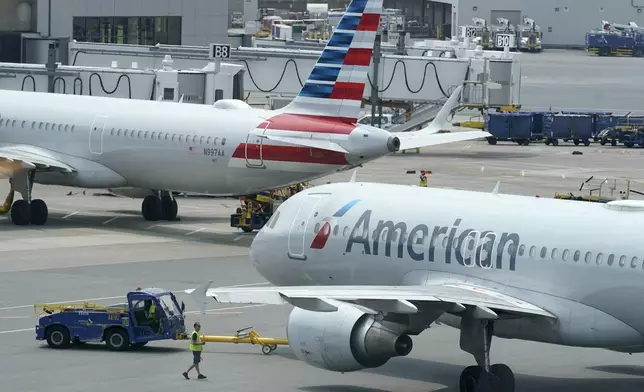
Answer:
0, 282, 270, 312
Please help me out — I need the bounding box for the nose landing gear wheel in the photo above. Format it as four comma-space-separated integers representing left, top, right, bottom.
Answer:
262, 345, 273, 355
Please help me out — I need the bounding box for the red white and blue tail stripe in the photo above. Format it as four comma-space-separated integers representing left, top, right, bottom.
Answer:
278, 0, 383, 123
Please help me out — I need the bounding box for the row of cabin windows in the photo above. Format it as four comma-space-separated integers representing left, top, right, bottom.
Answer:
0, 118, 76, 133
311, 223, 643, 269
107, 128, 226, 146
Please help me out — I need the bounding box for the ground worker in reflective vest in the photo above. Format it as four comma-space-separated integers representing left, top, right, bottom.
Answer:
183, 322, 206, 380
419, 170, 430, 187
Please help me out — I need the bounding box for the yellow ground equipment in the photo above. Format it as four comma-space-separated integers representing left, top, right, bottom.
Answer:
230, 183, 312, 232
0, 187, 14, 214
196, 326, 289, 355
554, 176, 644, 203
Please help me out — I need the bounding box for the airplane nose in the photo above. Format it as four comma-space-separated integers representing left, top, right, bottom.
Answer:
387, 136, 400, 152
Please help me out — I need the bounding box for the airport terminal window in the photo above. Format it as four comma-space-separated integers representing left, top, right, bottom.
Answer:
73, 16, 181, 45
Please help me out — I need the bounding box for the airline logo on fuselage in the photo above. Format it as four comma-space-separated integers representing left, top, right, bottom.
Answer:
310, 199, 361, 249
344, 209, 520, 271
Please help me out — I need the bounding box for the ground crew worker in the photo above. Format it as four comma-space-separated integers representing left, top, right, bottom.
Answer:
419, 170, 430, 187
183, 322, 206, 380
145, 300, 161, 334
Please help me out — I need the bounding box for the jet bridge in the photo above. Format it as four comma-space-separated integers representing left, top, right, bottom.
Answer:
65, 41, 520, 108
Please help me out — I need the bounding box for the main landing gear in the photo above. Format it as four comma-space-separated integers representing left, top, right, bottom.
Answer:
459, 308, 515, 392
141, 191, 178, 221
5, 171, 49, 226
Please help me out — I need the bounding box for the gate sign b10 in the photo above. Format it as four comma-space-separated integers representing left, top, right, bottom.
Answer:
209, 43, 231, 59
496, 34, 512, 47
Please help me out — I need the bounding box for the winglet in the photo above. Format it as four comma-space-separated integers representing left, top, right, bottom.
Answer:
492, 181, 500, 195
185, 280, 213, 315
425, 84, 463, 134
349, 169, 358, 183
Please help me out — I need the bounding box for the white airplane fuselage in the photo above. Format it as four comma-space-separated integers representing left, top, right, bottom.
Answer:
0, 90, 393, 195
251, 182, 644, 352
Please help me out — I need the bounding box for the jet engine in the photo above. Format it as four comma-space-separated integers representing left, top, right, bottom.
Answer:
286, 301, 413, 372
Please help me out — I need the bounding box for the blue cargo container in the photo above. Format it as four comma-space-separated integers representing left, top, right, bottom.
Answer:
544, 114, 593, 146
560, 111, 614, 140
485, 112, 533, 145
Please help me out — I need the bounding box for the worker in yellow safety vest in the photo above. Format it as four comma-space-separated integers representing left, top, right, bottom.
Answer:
145, 299, 161, 334
419, 170, 431, 187
183, 322, 206, 380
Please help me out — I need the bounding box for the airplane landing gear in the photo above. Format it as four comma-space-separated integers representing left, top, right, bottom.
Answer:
458, 308, 515, 392
8, 171, 48, 226
141, 191, 178, 221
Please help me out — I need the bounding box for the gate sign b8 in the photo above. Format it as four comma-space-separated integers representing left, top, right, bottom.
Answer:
209, 43, 231, 59
496, 34, 511, 47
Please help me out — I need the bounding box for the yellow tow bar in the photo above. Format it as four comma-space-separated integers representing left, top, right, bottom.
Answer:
0, 187, 14, 214
187, 327, 289, 355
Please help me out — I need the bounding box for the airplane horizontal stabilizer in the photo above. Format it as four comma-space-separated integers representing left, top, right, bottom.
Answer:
186, 283, 556, 319
0, 145, 76, 173
397, 130, 492, 151
260, 134, 349, 153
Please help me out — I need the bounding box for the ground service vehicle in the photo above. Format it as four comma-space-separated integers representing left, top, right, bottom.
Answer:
35, 288, 187, 351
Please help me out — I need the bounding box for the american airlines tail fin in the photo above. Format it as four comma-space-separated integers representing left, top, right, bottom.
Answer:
396, 85, 492, 150
277, 0, 383, 123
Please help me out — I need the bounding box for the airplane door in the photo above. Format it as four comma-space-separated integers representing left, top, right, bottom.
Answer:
287, 194, 325, 260
245, 121, 269, 168
89, 116, 108, 155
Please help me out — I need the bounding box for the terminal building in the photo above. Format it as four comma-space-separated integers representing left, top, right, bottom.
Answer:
1, 0, 644, 62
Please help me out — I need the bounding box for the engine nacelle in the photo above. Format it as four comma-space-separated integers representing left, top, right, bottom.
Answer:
107, 187, 155, 198
286, 301, 413, 372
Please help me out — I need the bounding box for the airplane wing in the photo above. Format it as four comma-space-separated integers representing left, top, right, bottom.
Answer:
0, 145, 76, 174
397, 130, 491, 151
259, 134, 349, 153
185, 281, 555, 319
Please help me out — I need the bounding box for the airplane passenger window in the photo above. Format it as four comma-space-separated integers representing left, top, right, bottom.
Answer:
333, 225, 339, 236
71, 125, 75, 132
214, 137, 219, 145
314, 223, 320, 233
596, 253, 603, 265
207, 137, 212, 144
63, 124, 67, 131
192, 135, 197, 143
573, 250, 580, 262
529, 246, 536, 257
200, 136, 205, 144
562, 249, 569, 261
165, 133, 169, 140
540, 247, 547, 258
12, 120, 16, 127
619, 255, 626, 267
47, 123, 52, 131
158, 132, 162, 140
137, 130, 142, 138
58, 124, 62, 131
518, 244, 525, 256
442, 237, 448, 248
381, 230, 388, 241
222, 137, 226, 145
401, 233, 408, 243
631, 257, 638, 268
179, 134, 184, 142
51, 122, 56, 129
0, 119, 4, 126
584, 252, 592, 263
343, 226, 349, 237
144, 131, 149, 139
172, 134, 177, 141
21, 121, 26, 128
607, 254, 615, 266
551, 248, 558, 259
38, 122, 43, 130
151, 132, 156, 139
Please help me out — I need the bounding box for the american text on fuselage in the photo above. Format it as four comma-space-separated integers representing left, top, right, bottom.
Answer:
343, 210, 520, 271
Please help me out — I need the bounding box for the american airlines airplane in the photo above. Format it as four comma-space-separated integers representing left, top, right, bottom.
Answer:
0, 0, 488, 227
187, 178, 644, 392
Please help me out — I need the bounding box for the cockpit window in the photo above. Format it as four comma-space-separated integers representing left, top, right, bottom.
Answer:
267, 211, 280, 229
